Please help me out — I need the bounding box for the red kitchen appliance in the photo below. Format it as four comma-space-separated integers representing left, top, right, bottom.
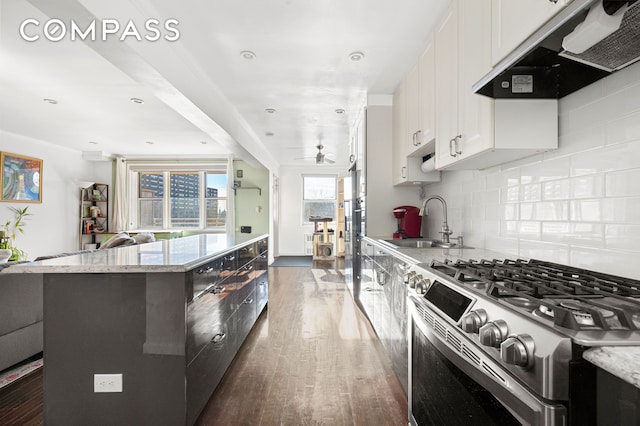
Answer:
392, 205, 421, 239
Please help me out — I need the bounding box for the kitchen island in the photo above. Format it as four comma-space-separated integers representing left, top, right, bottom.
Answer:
6, 234, 268, 426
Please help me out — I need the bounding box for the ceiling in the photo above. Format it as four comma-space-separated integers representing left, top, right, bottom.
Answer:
0, 0, 451, 170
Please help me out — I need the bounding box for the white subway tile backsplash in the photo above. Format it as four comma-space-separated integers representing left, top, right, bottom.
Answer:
502, 204, 518, 220
542, 180, 570, 201
520, 184, 540, 202
519, 221, 541, 239
519, 240, 570, 265
485, 168, 520, 190
519, 203, 534, 220
501, 186, 521, 203
520, 156, 570, 184
501, 221, 519, 237
569, 247, 639, 280
542, 222, 604, 247
601, 197, 640, 224
571, 140, 640, 176
605, 224, 640, 252
570, 175, 604, 199
570, 199, 603, 222
606, 168, 640, 197
535, 201, 569, 221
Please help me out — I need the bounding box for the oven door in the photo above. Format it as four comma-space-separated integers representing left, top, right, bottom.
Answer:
408, 300, 566, 426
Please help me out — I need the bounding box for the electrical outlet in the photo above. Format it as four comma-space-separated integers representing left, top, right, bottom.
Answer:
94, 374, 123, 392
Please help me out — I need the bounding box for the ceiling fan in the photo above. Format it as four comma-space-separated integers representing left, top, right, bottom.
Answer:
295, 144, 335, 164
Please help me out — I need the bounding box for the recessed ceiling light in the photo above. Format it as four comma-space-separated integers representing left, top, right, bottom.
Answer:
349, 51, 365, 61
200, 141, 208, 145
240, 50, 256, 60
130, 97, 144, 104
43, 98, 58, 104
265, 132, 274, 137
89, 141, 98, 145
265, 108, 277, 114
146, 141, 155, 145
335, 108, 345, 114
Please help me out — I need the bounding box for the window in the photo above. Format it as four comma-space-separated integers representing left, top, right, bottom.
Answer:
133, 164, 228, 231
302, 175, 336, 223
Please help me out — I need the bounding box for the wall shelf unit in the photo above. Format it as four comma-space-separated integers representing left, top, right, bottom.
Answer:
79, 183, 109, 249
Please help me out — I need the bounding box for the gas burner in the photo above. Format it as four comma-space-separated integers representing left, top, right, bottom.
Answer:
503, 296, 539, 310
535, 302, 615, 326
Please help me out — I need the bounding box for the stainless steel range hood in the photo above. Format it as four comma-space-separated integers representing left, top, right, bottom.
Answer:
473, 0, 640, 99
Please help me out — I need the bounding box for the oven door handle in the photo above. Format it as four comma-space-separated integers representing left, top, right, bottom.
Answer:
409, 300, 566, 426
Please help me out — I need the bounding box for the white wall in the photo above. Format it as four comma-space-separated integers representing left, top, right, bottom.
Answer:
0, 131, 112, 260
419, 61, 640, 280
365, 105, 424, 236
232, 160, 269, 236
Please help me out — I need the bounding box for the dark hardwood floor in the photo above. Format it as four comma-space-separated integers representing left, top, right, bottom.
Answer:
0, 262, 407, 425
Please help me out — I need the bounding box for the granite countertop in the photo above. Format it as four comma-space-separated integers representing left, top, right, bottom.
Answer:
365, 235, 640, 389
583, 347, 640, 388
364, 235, 515, 265
1, 233, 267, 274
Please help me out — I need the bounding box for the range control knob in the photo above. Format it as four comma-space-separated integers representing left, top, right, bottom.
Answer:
404, 271, 416, 285
479, 320, 508, 348
410, 274, 423, 289
460, 309, 488, 334
415, 278, 431, 295
501, 334, 535, 369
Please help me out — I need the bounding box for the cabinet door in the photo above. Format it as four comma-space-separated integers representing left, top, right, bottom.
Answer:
392, 81, 408, 184
417, 38, 435, 151
186, 317, 235, 425
434, 1, 460, 170
457, 0, 494, 161
405, 62, 421, 155
491, 0, 570, 66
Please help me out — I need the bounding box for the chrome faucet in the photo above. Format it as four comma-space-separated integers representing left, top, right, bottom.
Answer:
419, 195, 453, 243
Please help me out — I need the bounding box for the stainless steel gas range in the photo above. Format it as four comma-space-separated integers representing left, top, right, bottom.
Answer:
407, 257, 640, 425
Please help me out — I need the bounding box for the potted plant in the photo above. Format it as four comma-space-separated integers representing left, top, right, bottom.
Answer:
2, 206, 31, 261
0, 230, 11, 263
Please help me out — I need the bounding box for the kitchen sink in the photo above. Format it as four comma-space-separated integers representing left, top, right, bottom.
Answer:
380, 239, 473, 249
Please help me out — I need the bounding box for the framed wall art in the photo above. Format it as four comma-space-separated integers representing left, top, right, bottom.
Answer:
1, 152, 43, 203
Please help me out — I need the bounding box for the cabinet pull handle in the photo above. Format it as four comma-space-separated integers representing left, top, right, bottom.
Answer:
211, 332, 226, 344
259, 281, 267, 286
243, 298, 254, 305
402, 166, 407, 178
209, 286, 225, 294
449, 138, 457, 157
415, 130, 422, 146
349, 154, 355, 163
549, 0, 558, 3
454, 134, 462, 155
198, 266, 213, 274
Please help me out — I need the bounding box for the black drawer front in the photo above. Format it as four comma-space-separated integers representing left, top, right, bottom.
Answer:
232, 263, 256, 311
191, 258, 223, 300
237, 243, 257, 268
255, 258, 268, 315
236, 289, 257, 351
186, 317, 236, 425
186, 288, 235, 363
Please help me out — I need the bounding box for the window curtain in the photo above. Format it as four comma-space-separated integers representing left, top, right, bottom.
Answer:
226, 155, 235, 235
113, 156, 128, 232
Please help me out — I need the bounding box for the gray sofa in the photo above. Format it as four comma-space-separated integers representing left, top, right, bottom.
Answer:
0, 263, 43, 372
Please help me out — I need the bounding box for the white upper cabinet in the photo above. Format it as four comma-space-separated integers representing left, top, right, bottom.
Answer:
434, 0, 557, 171
435, 0, 494, 170
491, 0, 573, 66
407, 38, 436, 157
392, 78, 440, 186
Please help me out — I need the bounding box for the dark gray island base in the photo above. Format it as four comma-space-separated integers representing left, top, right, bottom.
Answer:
27, 234, 268, 426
